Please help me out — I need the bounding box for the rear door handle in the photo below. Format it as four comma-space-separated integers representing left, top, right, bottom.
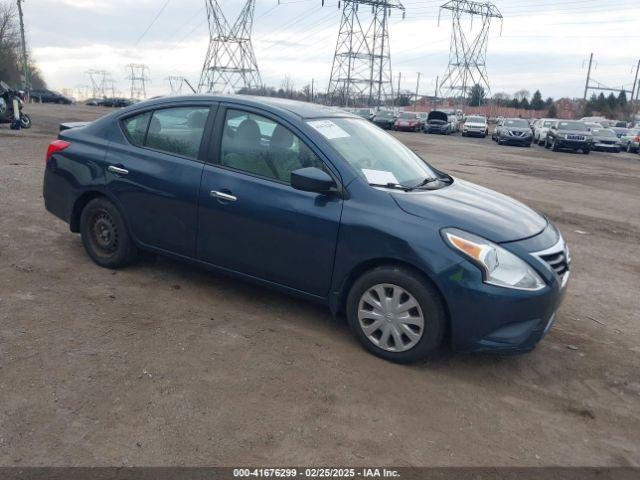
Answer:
107, 165, 129, 175
210, 190, 237, 202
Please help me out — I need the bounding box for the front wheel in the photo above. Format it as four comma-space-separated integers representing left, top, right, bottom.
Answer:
346, 266, 446, 363
19, 113, 31, 129
80, 197, 138, 269
582, 148, 590, 155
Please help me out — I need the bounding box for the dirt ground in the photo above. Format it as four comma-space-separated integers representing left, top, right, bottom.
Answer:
1, 103, 639, 467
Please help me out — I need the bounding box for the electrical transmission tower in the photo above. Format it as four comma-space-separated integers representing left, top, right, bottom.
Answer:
198, 0, 262, 93
166, 76, 197, 95
327, 0, 404, 107
126, 64, 150, 100
86, 70, 111, 98
438, 0, 502, 102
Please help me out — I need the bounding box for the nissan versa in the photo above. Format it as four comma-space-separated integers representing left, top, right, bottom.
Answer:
43, 95, 571, 363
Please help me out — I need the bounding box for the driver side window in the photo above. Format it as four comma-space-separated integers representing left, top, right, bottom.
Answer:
220, 109, 324, 184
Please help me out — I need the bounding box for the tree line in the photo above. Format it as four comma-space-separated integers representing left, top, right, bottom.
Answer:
583, 91, 633, 119
0, 1, 46, 89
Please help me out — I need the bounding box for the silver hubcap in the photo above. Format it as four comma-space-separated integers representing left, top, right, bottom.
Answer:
357, 283, 425, 353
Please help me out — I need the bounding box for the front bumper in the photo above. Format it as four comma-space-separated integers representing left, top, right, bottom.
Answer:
500, 135, 532, 145
441, 225, 570, 354
426, 124, 449, 133
593, 142, 620, 151
463, 128, 486, 136
395, 123, 419, 131
554, 138, 590, 150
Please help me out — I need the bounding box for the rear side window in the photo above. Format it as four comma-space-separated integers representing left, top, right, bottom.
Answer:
145, 107, 210, 159
122, 111, 151, 146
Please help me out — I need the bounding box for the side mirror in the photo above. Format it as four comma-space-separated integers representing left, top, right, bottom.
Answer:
291, 167, 336, 194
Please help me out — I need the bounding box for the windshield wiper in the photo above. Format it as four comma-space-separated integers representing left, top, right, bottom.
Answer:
369, 182, 413, 191
409, 177, 441, 189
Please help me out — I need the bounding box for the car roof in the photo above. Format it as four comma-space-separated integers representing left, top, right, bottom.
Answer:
136, 94, 355, 120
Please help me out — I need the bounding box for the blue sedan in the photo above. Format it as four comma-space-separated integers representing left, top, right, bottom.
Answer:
43, 95, 570, 363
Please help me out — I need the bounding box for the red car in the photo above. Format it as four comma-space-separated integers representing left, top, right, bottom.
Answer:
394, 112, 423, 132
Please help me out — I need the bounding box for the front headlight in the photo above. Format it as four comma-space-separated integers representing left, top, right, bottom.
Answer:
442, 228, 545, 291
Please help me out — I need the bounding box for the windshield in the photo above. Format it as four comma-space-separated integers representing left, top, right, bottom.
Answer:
542, 120, 553, 127
399, 112, 418, 119
504, 119, 529, 128
466, 116, 486, 124
307, 118, 438, 187
558, 121, 587, 131
376, 111, 394, 119
356, 109, 370, 115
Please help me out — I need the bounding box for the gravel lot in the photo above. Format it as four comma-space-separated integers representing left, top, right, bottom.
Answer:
1, 103, 639, 467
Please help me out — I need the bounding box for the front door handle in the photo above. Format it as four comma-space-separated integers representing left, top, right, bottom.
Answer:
210, 190, 237, 202
107, 165, 129, 175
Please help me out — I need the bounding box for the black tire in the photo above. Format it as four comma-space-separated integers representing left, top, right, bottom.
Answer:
551, 139, 558, 151
582, 148, 590, 155
80, 197, 137, 268
346, 266, 446, 363
19, 113, 31, 129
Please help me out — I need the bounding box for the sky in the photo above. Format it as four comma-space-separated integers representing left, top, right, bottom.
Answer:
22, 0, 640, 100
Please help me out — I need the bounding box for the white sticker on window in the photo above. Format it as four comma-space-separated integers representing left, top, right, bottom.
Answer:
362, 169, 399, 185
307, 120, 350, 139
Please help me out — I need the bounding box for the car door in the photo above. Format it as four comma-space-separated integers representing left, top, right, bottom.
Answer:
105, 103, 215, 257
197, 105, 343, 297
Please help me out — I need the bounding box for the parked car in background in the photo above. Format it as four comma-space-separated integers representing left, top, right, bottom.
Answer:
583, 121, 603, 132
30, 89, 73, 104
372, 110, 396, 130
43, 95, 570, 362
590, 128, 621, 153
533, 118, 555, 145
461, 115, 488, 137
493, 118, 533, 147
353, 108, 373, 120
101, 97, 135, 108
545, 120, 591, 154
620, 128, 640, 153
424, 110, 451, 135
394, 112, 424, 132
611, 126, 629, 138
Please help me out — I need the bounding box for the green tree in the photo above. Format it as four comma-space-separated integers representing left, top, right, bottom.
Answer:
468, 84, 486, 106
596, 93, 607, 111
606, 93, 617, 110
520, 97, 530, 110
617, 90, 628, 108
510, 98, 520, 109
530, 90, 545, 110
544, 97, 554, 108
547, 104, 558, 118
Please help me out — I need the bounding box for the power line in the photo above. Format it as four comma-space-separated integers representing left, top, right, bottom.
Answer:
135, 0, 172, 46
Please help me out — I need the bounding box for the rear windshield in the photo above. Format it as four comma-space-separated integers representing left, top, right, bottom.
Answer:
558, 121, 587, 131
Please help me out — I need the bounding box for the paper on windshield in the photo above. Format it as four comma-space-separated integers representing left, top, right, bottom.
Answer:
362, 169, 399, 185
307, 120, 350, 139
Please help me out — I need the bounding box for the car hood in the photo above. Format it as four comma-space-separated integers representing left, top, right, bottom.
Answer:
391, 178, 547, 243
503, 127, 531, 133
428, 111, 448, 122
465, 122, 486, 127
558, 129, 590, 136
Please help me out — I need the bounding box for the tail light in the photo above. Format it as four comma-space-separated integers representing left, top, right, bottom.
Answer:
635, 135, 640, 143
46, 140, 70, 163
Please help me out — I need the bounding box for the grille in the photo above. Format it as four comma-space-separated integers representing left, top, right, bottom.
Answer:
539, 250, 569, 276
509, 131, 526, 137
566, 134, 586, 141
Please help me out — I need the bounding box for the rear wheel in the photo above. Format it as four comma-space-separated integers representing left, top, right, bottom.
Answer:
80, 197, 138, 269
346, 266, 446, 363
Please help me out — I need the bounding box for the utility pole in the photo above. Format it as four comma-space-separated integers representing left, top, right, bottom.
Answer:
583, 52, 594, 100
396, 72, 402, 107
433, 75, 439, 110
16, 0, 29, 95
199, 0, 262, 93
326, 0, 405, 107
311, 78, 314, 103
414, 72, 421, 111
631, 59, 640, 117
439, 1, 502, 103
